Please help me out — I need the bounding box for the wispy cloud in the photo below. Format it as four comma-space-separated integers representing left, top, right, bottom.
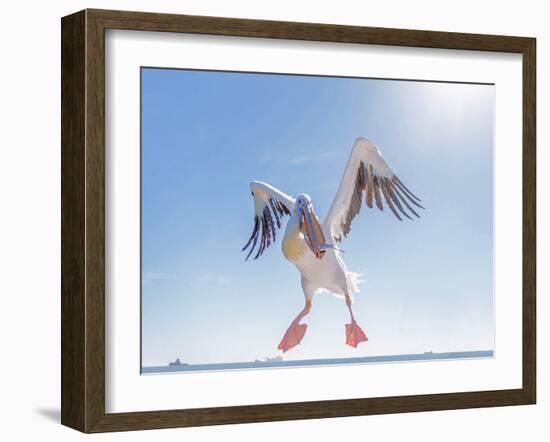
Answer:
308, 182, 339, 193
258, 148, 337, 166
287, 151, 336, 166
194, 274, 233, 287
143, 271, 234, 289
142, 272, 170, 286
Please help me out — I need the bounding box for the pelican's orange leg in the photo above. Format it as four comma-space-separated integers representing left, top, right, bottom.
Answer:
344, 293, 368, 348
278, 299, 312, 353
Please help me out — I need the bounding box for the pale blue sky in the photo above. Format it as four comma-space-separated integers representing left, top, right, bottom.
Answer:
141, 67, 494, 367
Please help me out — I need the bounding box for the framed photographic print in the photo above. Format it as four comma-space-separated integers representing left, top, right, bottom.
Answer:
61, 9, 536, 433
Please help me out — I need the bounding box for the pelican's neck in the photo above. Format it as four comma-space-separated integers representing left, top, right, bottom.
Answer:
284, 215, 302, 238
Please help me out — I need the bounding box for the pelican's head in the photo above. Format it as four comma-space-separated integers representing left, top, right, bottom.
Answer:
295, 194, 326, 259
295, 194, 312, 211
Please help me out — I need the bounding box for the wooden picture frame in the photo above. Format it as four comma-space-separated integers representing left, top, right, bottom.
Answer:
61, 8, 536, 433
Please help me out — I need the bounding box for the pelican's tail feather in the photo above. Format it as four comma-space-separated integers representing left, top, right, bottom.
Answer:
317, 271, 364, 301
346, 271, 365, 302
348, 271, 363, 293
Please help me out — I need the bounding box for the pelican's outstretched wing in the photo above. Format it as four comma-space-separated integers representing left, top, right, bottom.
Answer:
242, 181, 295, 260
322, 137, 424, 243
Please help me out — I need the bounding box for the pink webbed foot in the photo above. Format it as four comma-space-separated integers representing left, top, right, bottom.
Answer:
278, 322, 308, 353
345, 320, 368, 348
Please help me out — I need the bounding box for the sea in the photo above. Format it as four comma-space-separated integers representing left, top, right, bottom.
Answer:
141, 350, 494, 375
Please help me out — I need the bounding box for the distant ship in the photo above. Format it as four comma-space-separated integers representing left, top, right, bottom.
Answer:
254, 355, 284, 364
423, 351, 434, 355
168, 358, 188, 367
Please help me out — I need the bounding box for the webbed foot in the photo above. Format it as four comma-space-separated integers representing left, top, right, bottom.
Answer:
278, 322, 308, 353
345, 320, 368, 348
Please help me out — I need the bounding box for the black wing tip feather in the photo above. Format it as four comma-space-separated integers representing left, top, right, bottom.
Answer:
387, 176, 424, 220
242, 196, 290, 261
360, 164, 424, 222
335, 163, 424, 242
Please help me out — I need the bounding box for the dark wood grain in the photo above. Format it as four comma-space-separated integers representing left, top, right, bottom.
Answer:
85, 9, 107, 432
522, 38, 536, 403
61, 10, 86, 432
90, 8, 533, 52
61, 8, 537, 433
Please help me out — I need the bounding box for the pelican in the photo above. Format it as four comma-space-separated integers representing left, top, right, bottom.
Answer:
242, 137, 424, 352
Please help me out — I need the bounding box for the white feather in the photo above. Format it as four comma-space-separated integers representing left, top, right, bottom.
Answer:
322, 137, 396, 243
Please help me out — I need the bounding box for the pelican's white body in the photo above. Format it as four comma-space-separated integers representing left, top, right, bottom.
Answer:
281, 216, 353, 299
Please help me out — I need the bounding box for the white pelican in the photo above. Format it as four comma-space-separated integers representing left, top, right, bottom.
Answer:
242, 137, 423, 352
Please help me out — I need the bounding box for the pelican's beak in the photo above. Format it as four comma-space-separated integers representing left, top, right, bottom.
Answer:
299, 204, 327, 259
